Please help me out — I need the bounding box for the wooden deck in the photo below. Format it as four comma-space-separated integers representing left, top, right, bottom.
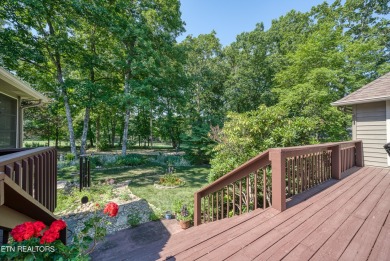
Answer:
159, 166, 390, 260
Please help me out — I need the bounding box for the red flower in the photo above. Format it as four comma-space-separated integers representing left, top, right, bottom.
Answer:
40, 228, 60, 244
103, 202, 119, 217
50, 220, 66, 232
10, 222, 35, 242
33, 221, 47, 237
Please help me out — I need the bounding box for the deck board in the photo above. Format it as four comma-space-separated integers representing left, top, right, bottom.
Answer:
159, 167, 390, 261
256, 169, 389, 261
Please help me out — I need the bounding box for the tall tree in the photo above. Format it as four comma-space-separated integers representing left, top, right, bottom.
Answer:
0, 0, 80, 155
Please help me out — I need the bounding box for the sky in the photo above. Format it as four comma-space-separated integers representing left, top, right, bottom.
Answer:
177, 0, 336, 46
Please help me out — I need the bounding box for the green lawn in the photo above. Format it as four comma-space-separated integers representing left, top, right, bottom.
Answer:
127, 166, 209, 214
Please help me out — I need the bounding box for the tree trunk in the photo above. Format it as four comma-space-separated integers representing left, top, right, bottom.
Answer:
121, 70, 131, 156
111, 117, 116, 147
55, 126, 59, 148
47, 17, 77, 156
121, 109, 130, 155
62, 87, 77, 156
150, 108, 153, 147
80, 107, 90, 155
96, 115, 101, 152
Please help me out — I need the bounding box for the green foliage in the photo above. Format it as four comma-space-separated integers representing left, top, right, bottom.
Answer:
55, 185, 114, 214
148, 154, 191, 167
65, 153, 76, 162
209, 105, 317, 182
148, 211, 161, 221
0, 237, 87, 261
88, 154, 145, 169
127, 212, 141, 227
115, 155, 145, 167
176, 205, 193, 222
182, 123, 217, 165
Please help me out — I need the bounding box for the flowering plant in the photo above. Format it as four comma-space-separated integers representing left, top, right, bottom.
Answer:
0, 202, 119, 260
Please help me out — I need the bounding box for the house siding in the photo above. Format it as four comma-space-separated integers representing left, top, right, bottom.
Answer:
355, 102, 388, 167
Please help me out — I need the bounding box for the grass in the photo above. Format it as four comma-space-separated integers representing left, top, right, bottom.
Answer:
55, 184, 115, 214
127, 166, 209, 214
56, 162, 210, 217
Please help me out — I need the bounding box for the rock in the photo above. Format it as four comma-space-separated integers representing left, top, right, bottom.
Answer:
116, 215, 127, 226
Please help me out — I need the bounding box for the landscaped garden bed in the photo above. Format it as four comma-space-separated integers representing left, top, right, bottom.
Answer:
55, 151, 209, 242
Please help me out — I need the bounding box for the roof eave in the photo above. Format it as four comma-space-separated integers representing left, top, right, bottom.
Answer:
0, 68, 50, 103
331, 96, 390, 106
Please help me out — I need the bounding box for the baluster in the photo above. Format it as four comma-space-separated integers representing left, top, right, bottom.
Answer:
216, 191, 219, 220
14, 162, 21, 186
232, 182, 235, 216
287, 158, 291, 197
227, 185, 230, 217
22, 159, 28, 192
299, 155, 303, 193
5, 165, 13, 179
246, 175, 249, 212
292, 157, 296, 195
34, 156, 39, 201
263, 168, 266, 209
254, 170, 258, 209
208, 195, 211, 222
321, 152, 324, 181
28, 157, 34, 196
221, 189, 224, 219
211, 194, 214, 222
239, 179, 242, 215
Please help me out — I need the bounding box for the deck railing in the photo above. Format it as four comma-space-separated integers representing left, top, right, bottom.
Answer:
194, 140, 363, 226
0, 147, 57, 212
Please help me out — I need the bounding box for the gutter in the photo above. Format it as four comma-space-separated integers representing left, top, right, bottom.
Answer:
21, 99, 43, 109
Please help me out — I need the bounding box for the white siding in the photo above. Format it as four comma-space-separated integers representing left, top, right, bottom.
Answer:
355, 102, 388, 167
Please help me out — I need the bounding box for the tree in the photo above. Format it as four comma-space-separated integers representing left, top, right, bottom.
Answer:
209, 105, 317, 182
223, 23, 275, 112
0, 0, 81, 155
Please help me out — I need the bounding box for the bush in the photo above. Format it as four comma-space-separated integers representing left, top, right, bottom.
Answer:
148, 154, 191, 167
89, 154, 145, 168
127, 212, 141, 227
115, 154, 145, 166
209, 105, 318, 182
65, 153, 75, 161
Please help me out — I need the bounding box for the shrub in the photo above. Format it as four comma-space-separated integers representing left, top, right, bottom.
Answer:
115, 154, 145, 166
65, 153, 75, 162
148, 154, 191, 167
127, 212, 141, 227
149, 211, 160, 221
209, 105, 318, 182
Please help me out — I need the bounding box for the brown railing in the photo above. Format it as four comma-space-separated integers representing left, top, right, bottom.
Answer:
0, 147, 57, 212
194, 150, 272, 225
194, 141, 363, 226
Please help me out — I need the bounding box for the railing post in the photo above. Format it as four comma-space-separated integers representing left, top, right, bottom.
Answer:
355, 141, 364, 167
331, 145, 341, 180
270, 149, 286, 212
194, 192, 201, 226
